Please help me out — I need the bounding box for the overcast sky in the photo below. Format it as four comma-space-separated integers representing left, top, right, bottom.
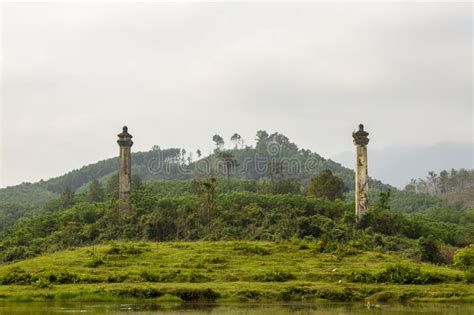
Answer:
1, 2, 472, 188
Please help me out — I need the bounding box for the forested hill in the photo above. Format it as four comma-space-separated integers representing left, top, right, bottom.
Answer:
0, 131, 458, 231
405, 169, 474, 209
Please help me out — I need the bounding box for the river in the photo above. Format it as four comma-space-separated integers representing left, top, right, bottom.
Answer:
0, 302, 473, 314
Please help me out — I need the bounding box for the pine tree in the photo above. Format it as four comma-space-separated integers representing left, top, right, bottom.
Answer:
88, 179, 104, 202
60, 185, 74, 208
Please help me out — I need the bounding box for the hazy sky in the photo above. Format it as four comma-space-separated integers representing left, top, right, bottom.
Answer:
1, 2, 473, 188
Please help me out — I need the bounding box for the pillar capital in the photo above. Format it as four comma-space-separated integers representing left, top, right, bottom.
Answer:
117, 126, 133, 147
352, 124, 369, 146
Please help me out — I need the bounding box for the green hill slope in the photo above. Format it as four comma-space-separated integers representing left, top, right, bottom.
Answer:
0, 131, 458, 233
0, 241, 472, 303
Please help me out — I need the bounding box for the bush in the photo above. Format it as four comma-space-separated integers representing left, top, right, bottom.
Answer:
140, 270, 161, 282
107, 243, 143, 255
107, 272, 128, 283
453, 244, 474, 270
85, 255, 105, 268
465, 268, 474, 284
350, 264, 446, 284
172, 288, 220, 302
33, 278, 52, 289
464, 268, 474, 283
48, 271, 80, 284
418, 235, 441, 263
0, 267, 36, 285
233, 243, 270, 255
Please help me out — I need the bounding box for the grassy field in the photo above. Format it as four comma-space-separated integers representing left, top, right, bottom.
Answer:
0, 241, 472, 303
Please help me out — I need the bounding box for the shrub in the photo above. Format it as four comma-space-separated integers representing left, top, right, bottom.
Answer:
140, 270, 161, 282
465, 269, 474, 284
33, 278, 52, 289
279, 286, 314, 301
0, 267, 36, 285
106, 243, 143, 255
233, 243, 270, 255
418, 235, 441, 263
171, 288, 220, 302
50, 271, 80, 284
107, 272, 128, 283
453, 244, 474, 270
350, 264, 446, 285
85, 255, 105, 268
186, 271, 209, 283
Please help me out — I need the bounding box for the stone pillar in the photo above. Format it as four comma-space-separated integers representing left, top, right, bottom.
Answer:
117, 126, 133, 212
352, 124, 369, 221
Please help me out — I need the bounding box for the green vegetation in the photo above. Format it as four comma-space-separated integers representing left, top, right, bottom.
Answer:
307, 169, 347, 200
1, 182, 472, 264
406, 169, 474, 208
0, 130, 462, 233
0, 241, 472, 303
0, 130, 472, 304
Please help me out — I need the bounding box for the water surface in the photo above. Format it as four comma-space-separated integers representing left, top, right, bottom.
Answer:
0, 302, 472, 315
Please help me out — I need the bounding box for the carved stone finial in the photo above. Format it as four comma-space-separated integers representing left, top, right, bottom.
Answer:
117, 126, 133, 147
353, 123, 369, 146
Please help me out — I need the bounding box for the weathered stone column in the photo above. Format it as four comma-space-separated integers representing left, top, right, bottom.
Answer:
117, 126, 133, 212
352, 124, 369, 221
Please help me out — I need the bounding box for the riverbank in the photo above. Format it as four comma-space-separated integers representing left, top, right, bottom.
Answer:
0, 241, 472, 303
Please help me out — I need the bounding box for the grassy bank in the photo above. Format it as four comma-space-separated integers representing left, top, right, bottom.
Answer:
0, 241, 472, 303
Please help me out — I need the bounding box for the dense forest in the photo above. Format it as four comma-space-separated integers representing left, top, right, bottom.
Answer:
0, 131, 461, 233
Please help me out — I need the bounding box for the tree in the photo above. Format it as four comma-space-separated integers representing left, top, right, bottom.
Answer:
212, 134, 224, 151
217, 151, 238, 190
255, 130, 269, 143
255, 130, 269, 152
231, 133, 242, 149
418, 235, 441, 263
265, 178, 301, 194
404, 179, 417, 193
88, 179, 104, 202
132, 174, 142, 190
375, 189, 391, 210
60, 185, 74, 208
427, 171, 439, 194
439, 170, 449, 193
267, 160, 283, 179
307, 170, 346, 200
106, 174, 119, 199
180, 149, 187, 165
200, 177, 217, 237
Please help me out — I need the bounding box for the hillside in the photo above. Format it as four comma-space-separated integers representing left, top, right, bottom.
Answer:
0, 241, 472, 303
0, 131, 472, 306
405, 168, 474, 209
0, 131, 458, 232
1, 184, 472, 265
